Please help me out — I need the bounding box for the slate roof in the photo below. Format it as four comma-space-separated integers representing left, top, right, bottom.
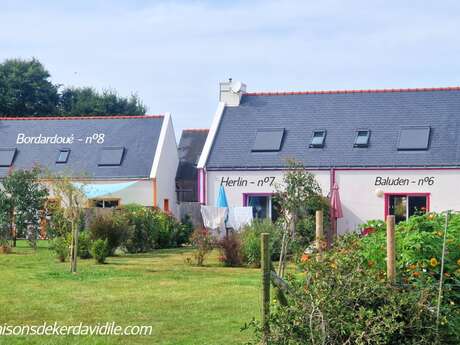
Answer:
176, 129, 209, 180
0, 116, 164, 179
205, 87, 460, 169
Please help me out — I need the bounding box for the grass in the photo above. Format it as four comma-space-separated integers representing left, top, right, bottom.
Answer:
0, 241, 261, 345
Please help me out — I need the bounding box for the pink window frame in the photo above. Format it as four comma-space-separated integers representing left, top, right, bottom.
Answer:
384, 192, 431, 219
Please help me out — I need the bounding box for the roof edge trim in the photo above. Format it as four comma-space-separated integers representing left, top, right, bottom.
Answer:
0, 115, 164, 121
150, 113, 170, 178
197, 102, 226, 169
245, 86, 460, 97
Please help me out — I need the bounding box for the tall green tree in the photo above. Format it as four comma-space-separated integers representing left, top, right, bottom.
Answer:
0, 58, 60, 116
0, 58, 147, 117
2, 167, 49, 249
59, 87, 146, 116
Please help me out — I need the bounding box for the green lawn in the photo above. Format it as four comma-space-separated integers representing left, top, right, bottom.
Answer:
0, 241, 261, 345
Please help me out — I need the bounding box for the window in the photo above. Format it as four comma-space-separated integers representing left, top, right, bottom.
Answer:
163, 199, 170, 212
0, 148, 17, 167
244, 194, 279, 221
91, 199, 120, 208
398, 126, 431, 151
56, 149, 70, 164
386, 193, 429, 223
354, 130, 370, 148
252, 129, 285, 152
98, 147, 125, 166
310, 130, 326, 148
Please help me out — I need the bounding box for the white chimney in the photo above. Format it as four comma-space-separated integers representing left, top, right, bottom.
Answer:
219, 78, 246, 106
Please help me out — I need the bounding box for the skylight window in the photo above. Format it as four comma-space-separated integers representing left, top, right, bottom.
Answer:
0, 148, 17, 167
98, 147, 125, 166
354, 130, 370, 148
252, 129, 285, 152
398, 127, 431, 151
310, 130, 326, 148
56, 149, 70, 164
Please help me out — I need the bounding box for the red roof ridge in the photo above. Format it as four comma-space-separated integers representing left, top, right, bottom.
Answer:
0, 114, 164, 121
244, 86, 460, 96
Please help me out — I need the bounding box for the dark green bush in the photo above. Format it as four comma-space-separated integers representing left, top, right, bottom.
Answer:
78, 231, 93, 259
91, 239, 109, 264
246, 234, 459, 344
50, 237, 69, 262
119, 204, 192, 253
240, 219, 282, 267
89, 214, 132, 255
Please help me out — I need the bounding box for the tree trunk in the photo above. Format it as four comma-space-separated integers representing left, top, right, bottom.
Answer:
70, 221, 79, 273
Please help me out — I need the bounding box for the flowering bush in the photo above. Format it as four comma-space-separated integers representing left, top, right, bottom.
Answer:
359, 213, 460, 292
246, 233, 459, 344
189, 228, 214, 266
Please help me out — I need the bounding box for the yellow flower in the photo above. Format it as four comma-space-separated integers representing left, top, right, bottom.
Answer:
330, 261, 337, 270
457, 259, 460, 266
430, 258, 438, 267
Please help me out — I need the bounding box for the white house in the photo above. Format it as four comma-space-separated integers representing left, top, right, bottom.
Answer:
197, 80, 460, 234
0, 114, 179, 215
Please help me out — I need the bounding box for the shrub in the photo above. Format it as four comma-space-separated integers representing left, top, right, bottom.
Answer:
246, 234, 459, 344
358, 212, 460, 316
190, 228, 214, 266
78, 231, 93, 259
218, 232, 243, 267
120, 204, 192, 253
47, 205, 73, 238
89, 214, 131, 255
51, 237, 69, 262
240, 219, 282, 267
120, 205, 157, 253
91, 239, 109, 264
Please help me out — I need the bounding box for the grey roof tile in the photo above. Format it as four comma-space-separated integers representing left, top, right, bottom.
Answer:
206, 89, 460, 169
0, 116, 163, 178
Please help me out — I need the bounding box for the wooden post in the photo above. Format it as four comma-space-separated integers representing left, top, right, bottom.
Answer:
261, 233, 270, 344
316, 210, 324, 253
386, 215, 396, 283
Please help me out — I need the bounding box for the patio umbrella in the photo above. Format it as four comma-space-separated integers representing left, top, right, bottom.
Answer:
330, 182, 343, 240
216, 185, 229, 208
330, 182, 343, 219
216, 185, 229, 236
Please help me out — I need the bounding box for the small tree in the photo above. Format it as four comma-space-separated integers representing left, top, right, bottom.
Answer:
50, 175, 87, 273
0, 190, 13, 250
275, 160, 323, 277
2, 167, 49, 249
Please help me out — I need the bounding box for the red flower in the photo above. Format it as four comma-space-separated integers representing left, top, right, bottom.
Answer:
361, 227, 375, 236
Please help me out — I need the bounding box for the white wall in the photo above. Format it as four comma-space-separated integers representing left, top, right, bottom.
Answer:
43, 180, 154, 206
154, 115, 179, 216
206, 170, 330, 207
206, 168, 460, 235
335, 169, 460, 234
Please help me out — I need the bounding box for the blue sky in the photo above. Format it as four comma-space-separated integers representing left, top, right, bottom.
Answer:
1, 0, 460, 136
